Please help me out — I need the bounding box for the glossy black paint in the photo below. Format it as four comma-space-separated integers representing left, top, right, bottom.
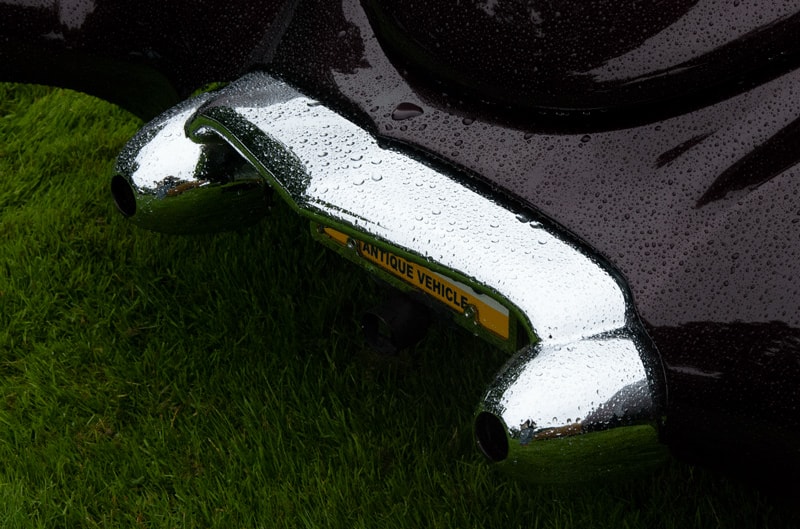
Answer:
2, 0, 798, 482
0, 0, 295, 118
363, 1, 800, 125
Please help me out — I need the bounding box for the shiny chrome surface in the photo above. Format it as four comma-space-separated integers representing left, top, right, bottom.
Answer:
113, 72, 666, 482
477, 335, 667, 483
186, 73, 626, 344
112, 93, 271, 234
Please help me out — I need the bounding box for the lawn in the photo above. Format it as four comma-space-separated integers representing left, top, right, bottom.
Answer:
0, 83, 796, 528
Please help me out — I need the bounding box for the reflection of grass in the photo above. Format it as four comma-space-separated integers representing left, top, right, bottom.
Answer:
504, 425, 669, 485
1, 84, 797, 527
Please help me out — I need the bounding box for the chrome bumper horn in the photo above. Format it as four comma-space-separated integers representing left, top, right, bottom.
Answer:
111, 92, 271, 234
111, 72, 668, 482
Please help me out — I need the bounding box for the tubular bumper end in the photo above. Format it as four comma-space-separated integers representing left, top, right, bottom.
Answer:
476, 338, 668, 484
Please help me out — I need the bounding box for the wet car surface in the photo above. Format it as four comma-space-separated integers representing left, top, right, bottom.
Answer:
2, 0, 799, 486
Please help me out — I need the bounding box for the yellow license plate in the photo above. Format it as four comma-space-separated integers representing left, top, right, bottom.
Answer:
321, 227, 510, 340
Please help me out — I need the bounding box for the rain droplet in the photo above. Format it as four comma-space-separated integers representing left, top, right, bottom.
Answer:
391, 102, 424, 121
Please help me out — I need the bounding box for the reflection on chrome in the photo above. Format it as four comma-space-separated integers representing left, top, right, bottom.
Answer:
112, 92, 270, 234
478, 334, 666, 482
112, 72, 667, 482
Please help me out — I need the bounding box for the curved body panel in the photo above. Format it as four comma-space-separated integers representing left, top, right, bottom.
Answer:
362, 1, 800, 121
0, 0, 298, 117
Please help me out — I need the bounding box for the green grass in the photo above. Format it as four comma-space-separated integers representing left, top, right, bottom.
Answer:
0, 84, 797, 528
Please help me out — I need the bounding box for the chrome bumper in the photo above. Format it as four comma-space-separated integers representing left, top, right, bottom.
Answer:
112, 72, 668, 482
